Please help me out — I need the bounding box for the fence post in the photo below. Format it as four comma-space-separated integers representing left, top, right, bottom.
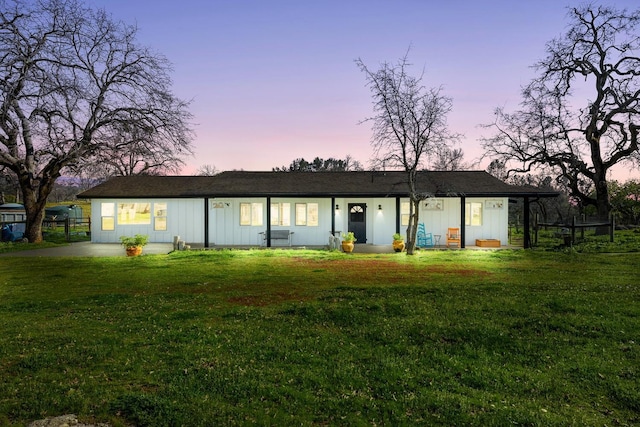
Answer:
610, 214, 615, 243
571, 216, 576, 246
65, 217, 70, 241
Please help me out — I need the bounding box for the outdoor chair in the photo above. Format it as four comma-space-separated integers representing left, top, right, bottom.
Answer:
446, 227, 460, 247
417, 223, 434, 248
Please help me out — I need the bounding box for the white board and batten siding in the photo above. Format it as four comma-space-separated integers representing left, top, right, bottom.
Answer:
209, 198, 335, 246
419, 197, 509, 245
90, 196, 510, 247
90, 198, 205, 244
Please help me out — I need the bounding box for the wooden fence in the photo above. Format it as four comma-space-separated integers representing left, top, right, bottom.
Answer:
534, 214, 614, 246
1, 217, 91, 242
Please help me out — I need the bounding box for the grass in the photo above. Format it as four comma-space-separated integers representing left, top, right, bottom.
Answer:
0, 249, 638, 426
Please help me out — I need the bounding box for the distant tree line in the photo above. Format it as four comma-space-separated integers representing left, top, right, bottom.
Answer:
273, 156, 363, 172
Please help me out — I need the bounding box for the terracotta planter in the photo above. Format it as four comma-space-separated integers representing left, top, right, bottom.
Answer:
392, 240, 405, 252
341, 241, 354, 253
125, 246, 143, 257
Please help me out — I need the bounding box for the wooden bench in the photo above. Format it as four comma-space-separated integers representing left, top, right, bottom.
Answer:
260, 230, 294, 246
476, 239, 500, 248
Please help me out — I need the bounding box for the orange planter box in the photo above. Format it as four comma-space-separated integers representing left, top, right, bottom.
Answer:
476, 239, 500, 247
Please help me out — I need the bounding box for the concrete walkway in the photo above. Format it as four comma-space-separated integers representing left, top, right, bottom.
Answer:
0, 242, 398, 257
0, 242, 517, 257
0, 242, 174, 257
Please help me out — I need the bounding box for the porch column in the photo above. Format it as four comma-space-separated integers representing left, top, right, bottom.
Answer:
266, 196, 271, 248
331, 197, 336, 235
460, 196, 466, 249
395, 197, 401, 234
523, 197, 531, 249
204, 197, 209, 248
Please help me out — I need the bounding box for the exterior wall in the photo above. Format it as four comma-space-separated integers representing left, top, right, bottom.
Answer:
463, 197, 509, 245
210, 198, 336, 246
89, 196, 510, 247
90, 198, 205, 244
418, 198, 459, 244
333, 197, 396, 245
418, 197, 509, 246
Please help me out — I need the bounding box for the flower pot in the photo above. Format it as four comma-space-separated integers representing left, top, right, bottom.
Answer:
341, 241, 354, 253
392, 240, 405, 252
126, 246, 143, 257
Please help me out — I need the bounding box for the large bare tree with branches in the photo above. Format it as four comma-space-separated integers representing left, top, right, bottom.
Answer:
482, 4, 640, 224
0, 0, 193, 242
80, 121, 190, 176
356, 52, 458, 254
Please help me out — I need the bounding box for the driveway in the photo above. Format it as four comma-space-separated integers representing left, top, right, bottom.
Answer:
0, 242, 174, 257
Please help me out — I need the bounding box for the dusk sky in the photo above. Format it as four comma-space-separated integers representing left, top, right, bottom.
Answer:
85, 0, 639, 180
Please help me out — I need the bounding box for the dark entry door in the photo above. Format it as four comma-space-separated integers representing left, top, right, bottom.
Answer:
348, 203, 367, 243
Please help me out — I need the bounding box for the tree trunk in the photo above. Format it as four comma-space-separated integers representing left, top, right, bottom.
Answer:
19, 172, 57, 243
593, 165, 611, 235
23, 199, 46, 243
405, 199, 420, 255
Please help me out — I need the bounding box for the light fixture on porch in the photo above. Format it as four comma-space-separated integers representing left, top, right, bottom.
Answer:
378, 204, 382, 210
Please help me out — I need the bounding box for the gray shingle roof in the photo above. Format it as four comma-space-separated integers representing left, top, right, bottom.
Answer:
77, 171, 559, 199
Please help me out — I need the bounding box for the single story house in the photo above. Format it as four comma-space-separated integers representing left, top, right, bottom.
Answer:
77, 170, 558, 249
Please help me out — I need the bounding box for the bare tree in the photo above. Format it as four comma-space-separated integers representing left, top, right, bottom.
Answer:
430, 147, 468, 171
0, 167, 18, 203
482, 4, 640, 226
356, 52, 458, 254
196, 164, 219, 176
0, 0, 193, 242
83, 122, 191, 176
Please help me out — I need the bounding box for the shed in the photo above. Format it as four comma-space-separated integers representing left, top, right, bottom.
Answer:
0, 203, 26, 223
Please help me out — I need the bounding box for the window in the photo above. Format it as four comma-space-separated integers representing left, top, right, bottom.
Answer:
271, 203, 291, 226
118, 203, 151, 225
101, 203, 115, 231
240, 203, 263, 226
401, 202, 410, 226
465, 202, 483, 226
154, 203, 167, 231
295, 203, 318, 226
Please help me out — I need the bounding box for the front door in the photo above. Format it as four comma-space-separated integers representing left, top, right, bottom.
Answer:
348, 203, 367, 243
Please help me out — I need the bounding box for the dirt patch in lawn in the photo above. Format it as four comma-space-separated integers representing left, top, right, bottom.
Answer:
226, 258, 492, 307
285, 257, 490, 279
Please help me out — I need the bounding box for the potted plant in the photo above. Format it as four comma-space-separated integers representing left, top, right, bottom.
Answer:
341, 231, 356, 253
392, 232, 405, 252
119, 234, 149, 257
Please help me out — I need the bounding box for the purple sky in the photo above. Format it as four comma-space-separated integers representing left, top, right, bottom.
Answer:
84, 0, 639, 180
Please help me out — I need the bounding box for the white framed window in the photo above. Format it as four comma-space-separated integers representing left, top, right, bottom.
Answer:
101, 202, 115, 231
400, 202, 410, 226
271, 203, 291, 226
295, 203, 318, 226
118, 203, 151, 225
240, 202, 263, 226
465, 202, 483, 226
154, 203, 167, 231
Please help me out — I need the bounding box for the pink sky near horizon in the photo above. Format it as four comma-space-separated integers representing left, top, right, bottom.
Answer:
84, 0, 640, 181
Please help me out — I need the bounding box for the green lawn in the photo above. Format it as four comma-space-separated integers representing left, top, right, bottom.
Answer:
1, 249, 639, 426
